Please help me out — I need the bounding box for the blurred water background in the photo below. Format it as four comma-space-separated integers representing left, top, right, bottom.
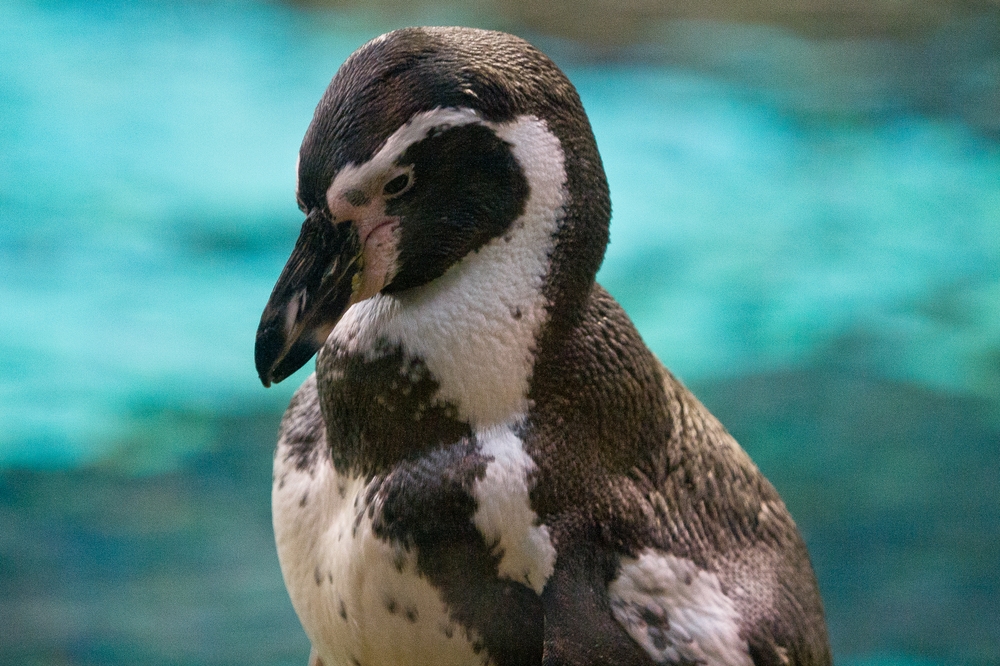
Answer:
1, 0, 999, 664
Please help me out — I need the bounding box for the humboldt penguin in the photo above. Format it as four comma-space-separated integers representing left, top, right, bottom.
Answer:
255, 26, 831, 666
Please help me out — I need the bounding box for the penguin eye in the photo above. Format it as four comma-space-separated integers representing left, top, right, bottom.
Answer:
383, 172, 411, 197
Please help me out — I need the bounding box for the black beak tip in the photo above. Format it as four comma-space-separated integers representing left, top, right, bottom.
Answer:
255, 319, 323, 388
255, 321, 284, 388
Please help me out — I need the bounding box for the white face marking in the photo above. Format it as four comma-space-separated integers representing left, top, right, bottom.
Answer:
328, 107, 482, 206
328, 110, 568, 428
354, 219, 400, 301
609, 550, 752, 666
273, 382, 486, 666
472, 425, 556, 594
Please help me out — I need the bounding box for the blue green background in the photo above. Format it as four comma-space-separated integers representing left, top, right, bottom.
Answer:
1, 1, 998, 663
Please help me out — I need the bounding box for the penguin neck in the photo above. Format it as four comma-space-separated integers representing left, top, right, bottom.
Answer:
325, 114, 568, 431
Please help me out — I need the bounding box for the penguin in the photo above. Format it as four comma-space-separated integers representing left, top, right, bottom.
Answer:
255, 26, 832, 666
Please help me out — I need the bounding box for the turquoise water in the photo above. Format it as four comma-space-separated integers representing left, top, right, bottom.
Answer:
2, 1, 999, 663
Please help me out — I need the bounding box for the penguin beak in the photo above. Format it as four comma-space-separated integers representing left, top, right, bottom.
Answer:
255, 208, 363, 387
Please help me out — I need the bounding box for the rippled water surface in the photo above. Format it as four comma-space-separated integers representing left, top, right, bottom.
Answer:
2, 1, 998, 664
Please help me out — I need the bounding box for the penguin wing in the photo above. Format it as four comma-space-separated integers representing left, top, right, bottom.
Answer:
620, 373, 832, 666
539, 377, 831, 666
529, 287, 831, 665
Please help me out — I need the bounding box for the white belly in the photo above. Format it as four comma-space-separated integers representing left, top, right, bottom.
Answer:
273, 456, 487, 666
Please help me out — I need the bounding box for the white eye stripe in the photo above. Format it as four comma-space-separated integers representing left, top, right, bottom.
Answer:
327, 107, 482, 209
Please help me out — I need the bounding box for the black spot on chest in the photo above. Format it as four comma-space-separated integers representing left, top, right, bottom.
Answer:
316, 341, 471, 476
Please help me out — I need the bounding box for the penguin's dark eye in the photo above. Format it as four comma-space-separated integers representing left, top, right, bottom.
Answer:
383, 173, 411, 196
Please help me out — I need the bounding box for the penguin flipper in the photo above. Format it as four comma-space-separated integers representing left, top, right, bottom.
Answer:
540, 542, 654, 666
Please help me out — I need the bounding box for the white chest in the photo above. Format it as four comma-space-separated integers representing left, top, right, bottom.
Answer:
273, 455, 487, 666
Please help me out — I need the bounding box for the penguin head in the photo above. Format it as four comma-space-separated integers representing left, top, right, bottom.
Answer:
255, 27, 610, 387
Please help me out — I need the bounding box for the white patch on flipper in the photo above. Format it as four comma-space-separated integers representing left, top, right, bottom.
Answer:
328, 110, 567, 428
272, 386, 486, 666
609, 549, 752, 666
472, 425, 556, 594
